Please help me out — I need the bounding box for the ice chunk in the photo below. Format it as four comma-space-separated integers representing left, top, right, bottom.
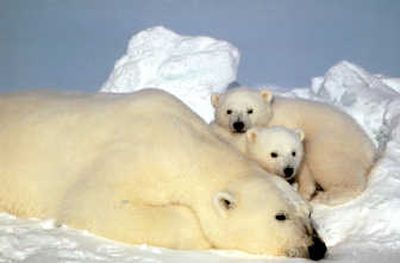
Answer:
100, 26, 240, 122
310, 61, 398, 150
381, 77, 400, 93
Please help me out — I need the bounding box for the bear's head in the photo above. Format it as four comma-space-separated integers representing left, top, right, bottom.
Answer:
204, 175, 326, 260
211, 87, 273, 134
245, 126, 305, 182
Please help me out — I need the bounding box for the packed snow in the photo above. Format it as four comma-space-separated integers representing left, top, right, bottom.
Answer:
1, 27, 400, 262
100, 26, 239, 123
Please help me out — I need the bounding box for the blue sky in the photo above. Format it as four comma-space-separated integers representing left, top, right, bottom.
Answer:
1, 0, 399, 91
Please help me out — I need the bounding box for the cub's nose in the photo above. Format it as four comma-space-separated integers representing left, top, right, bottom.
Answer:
283, 167, 294, 178
308, 234, 327, 261
232, 121, 245, 133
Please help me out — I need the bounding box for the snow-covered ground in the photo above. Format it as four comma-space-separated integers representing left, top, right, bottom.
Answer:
1, 27, 400, 262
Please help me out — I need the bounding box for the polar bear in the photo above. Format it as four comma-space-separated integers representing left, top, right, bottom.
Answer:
210, 87, 376, 205
211, 125, 305, 184
246, 127, 305, 183
0, 89, 326, 260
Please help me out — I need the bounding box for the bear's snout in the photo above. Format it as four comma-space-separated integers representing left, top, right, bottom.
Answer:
307, 233, 327, 261
232, 121, 245, 133
283, 167, 294, 178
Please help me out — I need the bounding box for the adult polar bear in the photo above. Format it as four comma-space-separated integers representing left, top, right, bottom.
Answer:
0, 89, 326, 260
211, 87, 376, 205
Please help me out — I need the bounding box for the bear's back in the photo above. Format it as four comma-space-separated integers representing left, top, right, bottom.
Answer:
0, 89, 208, 216
0, 89, 249, 218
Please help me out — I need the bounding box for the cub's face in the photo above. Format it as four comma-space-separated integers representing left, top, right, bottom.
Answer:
246, 127, 305, 182
210, 176, 326, 260
211, 88, 273, 134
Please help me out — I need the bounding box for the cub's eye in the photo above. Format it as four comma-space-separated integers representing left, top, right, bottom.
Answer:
292, 151, 296, 157
270, 152, 278, 158
275, 213, 287, 221
247, 109, 253, 114
226, 109, 232, 115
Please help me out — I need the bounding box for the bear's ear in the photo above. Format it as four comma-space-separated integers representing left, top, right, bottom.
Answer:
213, 191, 237, 217
260, 89, 273, 104
294, 128, 305, 142
246, 128, 258, 143
211, 93, 221, 108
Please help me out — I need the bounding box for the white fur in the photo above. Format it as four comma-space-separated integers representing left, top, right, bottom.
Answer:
0, 89, 323, 258
211, 87, 376, 205
211, 124, 305, 183
246, 126, 305, 182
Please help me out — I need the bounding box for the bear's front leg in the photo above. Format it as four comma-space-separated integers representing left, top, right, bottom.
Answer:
58, 184, 211, 250
97, 202, 212, 250
297, 162, 316, 201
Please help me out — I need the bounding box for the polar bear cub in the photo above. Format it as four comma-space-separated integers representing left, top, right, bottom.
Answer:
211, 124, 305, 184
246, 127, 305, 184
210, 87, 376, 205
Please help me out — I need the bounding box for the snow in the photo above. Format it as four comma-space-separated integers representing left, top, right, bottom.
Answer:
381, 78, 400, 93
1, 27, 400, 262
100, 26, 240, 123
308, 61, 399, 152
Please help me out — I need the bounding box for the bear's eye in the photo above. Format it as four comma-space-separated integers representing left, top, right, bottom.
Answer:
247, 109, 253, 114
270, 152, 278, 158
292, 151, 296, 157
275, 213, 287, 221
226, 109, 232, 115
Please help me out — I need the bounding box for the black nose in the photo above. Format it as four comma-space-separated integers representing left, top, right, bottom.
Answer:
308, 235, 327, 261
233, 121, 245, 133
283, 167, 294, 178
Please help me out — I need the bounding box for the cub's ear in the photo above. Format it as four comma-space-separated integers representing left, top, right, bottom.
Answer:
246, 128, 258, 143
260, 89, 273, 103
213, 191, 237, 217
294, 128, 305, 142
211, 93, 221, 108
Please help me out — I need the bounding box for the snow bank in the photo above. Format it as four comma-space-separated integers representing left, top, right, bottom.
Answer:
1, 28, 400, 262
287, 61, 400, 258
100, 26, 240, 122
308, 61, 399, 152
